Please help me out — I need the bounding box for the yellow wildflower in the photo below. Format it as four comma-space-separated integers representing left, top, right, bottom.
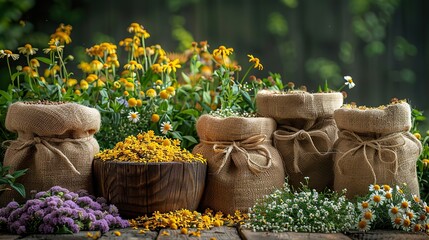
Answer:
151, 114, 160, 123
90, 60, 103, 72
43, 41, 64, 54
125, 82, 135, 91
124, 60, 143, 71
74, 89, 81, 95
124, 91, 129, 96
423, 159, 429, 168
78, 62, 92, 73
163, 59, 181, 74
96, 79, 105, 87
128, 98, 138, 107
151, 63, 163, 74
180, 228, 188, 234
414, 132, 422, 140
67, 78, 78, 87
29, 59, 40, 68
213, 45, 233, 58
166, 86, 175, 95
86, 74, 98, 83
146, 88, 156, 98
155, 79, 163, 85
80, 80, 89, 90
136, 99, 143, 107
113, 231, 121, 236
18, 44, 38, 55
113, 81, 121, 89
159, 90, 169, 99
247, 54, 263, 70
0, 50, 19, 60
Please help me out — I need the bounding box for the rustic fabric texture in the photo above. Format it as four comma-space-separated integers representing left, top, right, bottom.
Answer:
1, 102, 100, 206
256, 90, 343, 191
193, 115, 285, 214
333, 102, 422, 198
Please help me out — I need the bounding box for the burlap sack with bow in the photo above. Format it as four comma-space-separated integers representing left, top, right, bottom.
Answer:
333, 102, 422, 198
192, 115, 285, 214
1, 102, 100, 206
256, 90, 343, 191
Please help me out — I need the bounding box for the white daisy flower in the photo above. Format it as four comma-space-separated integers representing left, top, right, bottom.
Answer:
369, 192, 385, 207
362, 209, 375, 222
160, 121, 172, 135
357, 218, 371, 231
358, 201, 371, 211
127, 111, 139, 123
392, 216, 403, 229
388, 204, 403, 219
344, 75, 355, 89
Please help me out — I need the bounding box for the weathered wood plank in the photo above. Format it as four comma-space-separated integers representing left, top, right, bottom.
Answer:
239, 228, 352, 240
156, 226, 241, 240
1, 228, 158, 240
346, 230, 429, 240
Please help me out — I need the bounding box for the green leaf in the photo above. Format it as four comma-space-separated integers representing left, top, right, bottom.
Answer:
11, 168, 28, 179
241, 90, 252, 106
35, 57, 53, 65
55, 224, 73, 234
0, 90, 12, 102
170, 131, 183, 140
202, 91, 211, 104
10, 183, 26, 198
181, 72, 191, 84
183, 135, 197, 144
180, 109, 200, 117
11, 72, 25, 81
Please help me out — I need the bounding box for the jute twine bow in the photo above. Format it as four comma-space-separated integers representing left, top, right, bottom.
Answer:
200, 134, 272, 175
274, 126, 331, 173
335, 130, 406, 183
3, 136, 92, 175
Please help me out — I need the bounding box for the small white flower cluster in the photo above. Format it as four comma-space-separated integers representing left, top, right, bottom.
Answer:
208, 107, 257, 118
244, 179, 357, 233
356, 184, 429, 233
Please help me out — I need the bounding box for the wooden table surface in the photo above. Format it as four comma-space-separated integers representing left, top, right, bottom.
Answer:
2, 227, 429, 239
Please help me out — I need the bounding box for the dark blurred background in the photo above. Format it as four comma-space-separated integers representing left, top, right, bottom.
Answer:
1, 0, 428, 114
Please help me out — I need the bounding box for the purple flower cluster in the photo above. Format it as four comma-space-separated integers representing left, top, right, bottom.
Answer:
0, 186, 129, 235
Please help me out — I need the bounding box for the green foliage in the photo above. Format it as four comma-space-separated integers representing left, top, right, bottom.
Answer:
267, 12, 288, 37
411, 108, 429, 202
0, 162, 28, 198
0, 0, 34, 49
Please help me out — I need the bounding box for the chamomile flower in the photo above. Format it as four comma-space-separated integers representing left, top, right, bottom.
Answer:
362, 209, 375, 222
160, 121, 172, 135
401, 216, 412, 231
388, 204, 402, 219
357, 219, 370, 231
344, 75, 355, 89
400, 199, 411, 211
369, 192, 385, 207
369, 184, 381, 192
392, 217, 403, 229
358, 201, 371, 211
128, 111, 140, 123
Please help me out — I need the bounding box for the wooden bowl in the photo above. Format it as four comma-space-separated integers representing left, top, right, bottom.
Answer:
93, 158, 207, 218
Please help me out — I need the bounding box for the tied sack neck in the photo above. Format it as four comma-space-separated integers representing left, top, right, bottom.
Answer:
200, 134, 273, 175
335, 130, 406, 183
3, 134, 93, 175
273, 125, 332, 173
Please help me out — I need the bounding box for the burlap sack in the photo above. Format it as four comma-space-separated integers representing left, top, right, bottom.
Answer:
192, 115, 285, 214
1, 102, 100, 206
256, 90, 343, 191
333, 102, 422, 198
